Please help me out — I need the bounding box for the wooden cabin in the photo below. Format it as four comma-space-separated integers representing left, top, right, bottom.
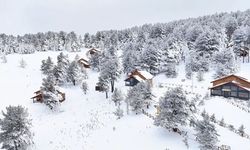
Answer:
31, 89, 65, 103
210, 75, 250, 100
78, 58, 90, 68
125, 69, 153, 87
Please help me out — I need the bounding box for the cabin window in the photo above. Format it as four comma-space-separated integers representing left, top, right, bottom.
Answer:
231, 86, 237, 91
231, 91, 237, 97
239, 92, 249, 98
125, 81, 130, 85
212, 90, 221, 95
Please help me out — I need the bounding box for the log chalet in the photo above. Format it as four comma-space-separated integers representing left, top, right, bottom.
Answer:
125, 69, 153, 87
31, 89, 65, 103
210, 74, 250, 100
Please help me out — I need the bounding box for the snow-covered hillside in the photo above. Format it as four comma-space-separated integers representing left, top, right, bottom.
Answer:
0, 50, 250, 150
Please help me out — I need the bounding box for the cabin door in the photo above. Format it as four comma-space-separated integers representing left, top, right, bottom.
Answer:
223, 91, 230, 97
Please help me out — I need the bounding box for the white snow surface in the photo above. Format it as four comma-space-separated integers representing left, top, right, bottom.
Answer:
0, 50, 250, 150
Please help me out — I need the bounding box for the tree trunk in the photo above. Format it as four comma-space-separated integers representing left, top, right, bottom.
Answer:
105, 91, 108, 99
111, 80, 114, 93
126, 99, 129, 115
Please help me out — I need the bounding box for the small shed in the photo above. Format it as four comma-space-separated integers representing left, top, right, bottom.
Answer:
125, 69, 153, 87
209, 74, 250, 100
78, 58, 90, 68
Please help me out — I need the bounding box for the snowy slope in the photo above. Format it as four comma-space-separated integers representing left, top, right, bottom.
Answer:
0, 51, 250, 150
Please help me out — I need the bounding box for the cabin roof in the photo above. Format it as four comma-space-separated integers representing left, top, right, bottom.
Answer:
210, 74, 249, 83
89, 48, 101, 52
79, 58, 90, 65
133, 75, 145, 82
137, 70, 153, 79
125, 69, 153, 82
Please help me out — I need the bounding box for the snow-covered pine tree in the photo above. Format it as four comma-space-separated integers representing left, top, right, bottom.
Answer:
41, 56, 54, 75
41, 74, 60, 110
228, 124, 235, 132
196, 70, 204, 82
122, 43, 140, 74
126, 85, 144, 114
0, 106, 33, 150
67, 60, 82, 86
89, 51, 101, 71
83, 33, 91, 48
154, 87, 194, 131
195, 115, 219, 150
111, 88, 123, 106
213, 47, 237, 78
161, 41, 178, 78
99, 47, 121, 92
19, 58, 27, 68
140, 43, 161, 75
113, 104, 124, 119
126, 82, 153, 114
81, 81, 88, 95
97, 72, 110, 99
238, 124, 245, 137
232, 26, 247, 56
224, 16, 238, 43
53, 52, 70, 85
219, 118, 225, 127
194, 29, 220, 72
210, 114, 216, 123
1, 54, 7, 63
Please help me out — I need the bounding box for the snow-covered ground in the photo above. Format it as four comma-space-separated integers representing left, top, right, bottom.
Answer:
0, 50, 250, 150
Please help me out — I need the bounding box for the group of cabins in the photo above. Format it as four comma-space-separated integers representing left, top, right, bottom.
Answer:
31, 47, 250, 103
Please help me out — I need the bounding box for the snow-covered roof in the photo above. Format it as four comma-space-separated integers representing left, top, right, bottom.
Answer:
133, 75, 145, 82
138, 71, 153, 79
211, 74, 249, 83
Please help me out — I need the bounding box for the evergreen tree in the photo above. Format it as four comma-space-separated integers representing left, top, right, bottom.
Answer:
19, 58, 27, 68
97, 73, 110, 98
140, 43, 161, 75
194, 29, 220, 72
99, 47, 121, 92
89, 52, 101, 71
67, 60, 82, 86
213, 48, 237, 78
210, 114, 216, 123
111, 88, 123, 106
0, 106, 33, 150
122, 43, 140, 74
126, 82, 153, 114
1, 54, 7, 63
154, 87, 194, 130
224, 16, 238, 42
238, 124, 245, 136
40, 56, 54, 75
81, 81, 88, 95
232, 27, 247, 56
113, 105, 124, 119
195, 115, 219, 150
219, 118, 225, 127
41, 74, 60, 110
196, 70, 204, 82
53, 52, 69, 85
